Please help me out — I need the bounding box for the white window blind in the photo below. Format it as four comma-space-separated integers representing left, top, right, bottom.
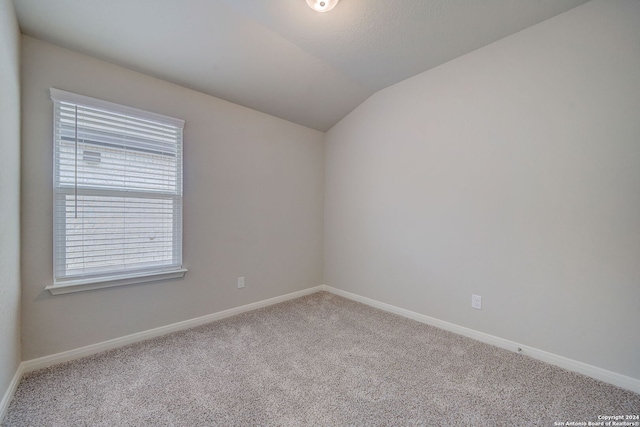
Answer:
50, 88, 185, 292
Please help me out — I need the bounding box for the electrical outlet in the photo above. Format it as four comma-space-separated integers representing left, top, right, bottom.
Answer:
472, 294, 482, 310
237, 277, 245, 289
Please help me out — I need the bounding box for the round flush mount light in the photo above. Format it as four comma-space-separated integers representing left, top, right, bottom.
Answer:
306, 0, 340, 12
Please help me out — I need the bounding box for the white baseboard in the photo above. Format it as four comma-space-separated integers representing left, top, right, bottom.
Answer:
0, 362, 24, 423
22, 285, 324, 374
7, 282, 638, 420
321, 285, 640, 394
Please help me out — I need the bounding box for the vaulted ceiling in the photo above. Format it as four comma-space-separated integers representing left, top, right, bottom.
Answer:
13, 0, 589, 131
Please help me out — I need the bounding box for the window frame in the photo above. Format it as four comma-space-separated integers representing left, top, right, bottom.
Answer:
46, 88, 187, 295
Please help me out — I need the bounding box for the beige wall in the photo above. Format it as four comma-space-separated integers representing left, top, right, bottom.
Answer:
21, 36, 324, 360
325, 0, 640, 379
0, 0, 22, 401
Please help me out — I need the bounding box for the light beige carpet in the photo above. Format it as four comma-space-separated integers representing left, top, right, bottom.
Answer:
3, 291, 639, 426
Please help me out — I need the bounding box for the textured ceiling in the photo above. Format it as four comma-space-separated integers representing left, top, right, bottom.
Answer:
13, 0, 589, 131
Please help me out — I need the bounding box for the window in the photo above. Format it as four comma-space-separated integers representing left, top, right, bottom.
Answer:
47, 89, 186, 295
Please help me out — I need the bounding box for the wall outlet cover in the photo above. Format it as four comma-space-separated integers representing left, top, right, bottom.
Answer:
472, 294, 482, 310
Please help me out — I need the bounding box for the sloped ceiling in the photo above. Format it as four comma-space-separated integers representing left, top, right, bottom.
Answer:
13, 0, 589, 131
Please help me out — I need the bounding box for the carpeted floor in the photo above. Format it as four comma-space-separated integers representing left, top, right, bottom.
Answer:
3, 291, 639, 426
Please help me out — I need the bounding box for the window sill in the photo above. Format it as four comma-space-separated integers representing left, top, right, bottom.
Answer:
46, 268, 188, 295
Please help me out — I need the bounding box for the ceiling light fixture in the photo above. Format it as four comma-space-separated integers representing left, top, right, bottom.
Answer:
306, 0, 340, 13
